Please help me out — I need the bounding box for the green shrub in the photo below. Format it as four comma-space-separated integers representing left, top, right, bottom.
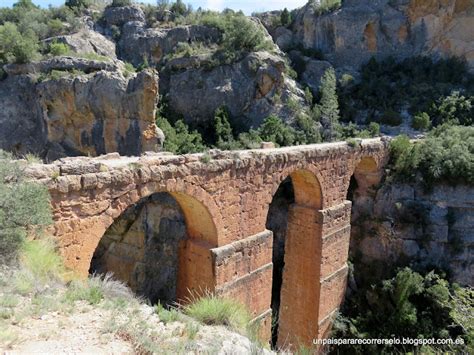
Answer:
237, 129, 263, 149
389, 125, 474, 185
295, 112, 321, 144
389, 134, 420, 181
46, 18, 65, 37
430, 91, 473, 126
20, 239, 64, 281
156, 116, 206, 154
0, 151, 52, 264
380, 109, 403, 126
412, 112, 431, 131
213, 106, 235, 149
183, 293, 252, 335
332, 268, 472, 353
155, 303, 181, 323
317, 68, 341, 141
313, 0, 342, 15
48, 41, 69, 56
0, 22, 40, 64
110, 0, 132, 7
170, 0, 188, 17
122, 62, 136, 78
65, 279, 104, 305
368, 122, 380, 136
338, 56, 474, 125
199, 12, 273, 64
65, 0, 91, 10
258, 115, 295, 147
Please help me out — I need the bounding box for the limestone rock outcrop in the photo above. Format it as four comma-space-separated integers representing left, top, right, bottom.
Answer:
43, 29, 117, 59
350, 181, 474, 286
118, 23, 221, 67
288, 0, 474, 71
106, 14, 306, 128
161, 51, 306, 128
0, 58, 161, 160
103, 5, 146, 27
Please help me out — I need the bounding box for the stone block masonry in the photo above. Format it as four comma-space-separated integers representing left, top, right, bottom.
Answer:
25, 139, 389, 349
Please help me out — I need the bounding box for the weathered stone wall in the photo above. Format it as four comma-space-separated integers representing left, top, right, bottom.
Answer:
25, 139, 389, 347
350, 181, 474, 287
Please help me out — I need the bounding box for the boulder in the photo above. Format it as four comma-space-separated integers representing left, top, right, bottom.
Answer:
118, 23, 221, 67
301, 59, 333, 94
43, 30, 117, 59
274, 26, 294, 51
161, 51, 306, 129
103, 5, 146, 27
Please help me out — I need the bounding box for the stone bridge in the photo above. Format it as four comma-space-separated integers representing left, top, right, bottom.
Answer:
27, 138, 389, 348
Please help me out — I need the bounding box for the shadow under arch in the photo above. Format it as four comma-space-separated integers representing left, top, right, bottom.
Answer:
89, 189, 218, 305
347, 156, 382, 214
266, 168, 324, 348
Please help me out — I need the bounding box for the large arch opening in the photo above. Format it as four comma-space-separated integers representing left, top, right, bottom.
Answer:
266, 170, 323, 349
89, 191, 217, 306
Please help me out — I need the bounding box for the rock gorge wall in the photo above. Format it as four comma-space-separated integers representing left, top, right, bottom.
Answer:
274, 0, 474, 71
350, 181, 474, 286
0, 58, 162, 161
103, 6, 306, 129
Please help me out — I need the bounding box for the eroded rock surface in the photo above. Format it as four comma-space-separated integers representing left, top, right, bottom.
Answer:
287, 0, 474, 71
43, 29, 117, 59
161, 51, 305, 128
0, 58, 161, 160
350, 181, 474, 286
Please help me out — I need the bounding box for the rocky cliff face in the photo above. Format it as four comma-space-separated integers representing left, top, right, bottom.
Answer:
278, 0, 474, 71
161, 51, 304, 128
350, 181, 474, 286
0, 57, 162, 161
102, 6, 306, 128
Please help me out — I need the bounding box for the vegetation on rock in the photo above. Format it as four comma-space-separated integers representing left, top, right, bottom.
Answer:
333, 267, 473, 353
0, 151, 51, 264
389, 125, 474, 186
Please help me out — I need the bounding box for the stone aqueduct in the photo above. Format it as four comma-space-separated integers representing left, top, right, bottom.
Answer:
27, 138, 389, 348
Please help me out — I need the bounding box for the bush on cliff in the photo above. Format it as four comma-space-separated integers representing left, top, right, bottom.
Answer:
333, 268, 473, 353
389, 125, 474, 186
339, 56, 474, 125
0, 22, 40, 64
156, 116, 206, 154
198, 11, 274, 64
0, 151, 52, 264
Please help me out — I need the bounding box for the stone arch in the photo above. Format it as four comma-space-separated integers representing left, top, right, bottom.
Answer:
349, 156, 382, 197
269, 167, 324, 210
88, 185, 219, 304
266, 168, 324, 348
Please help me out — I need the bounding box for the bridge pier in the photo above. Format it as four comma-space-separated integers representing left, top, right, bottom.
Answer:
277, 201, 352, 349
211, 230, 274, 340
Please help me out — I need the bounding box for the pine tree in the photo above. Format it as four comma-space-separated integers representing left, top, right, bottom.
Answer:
318, 68, 341, 142
214, 106, 233, 147
280, 8, 291, 27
